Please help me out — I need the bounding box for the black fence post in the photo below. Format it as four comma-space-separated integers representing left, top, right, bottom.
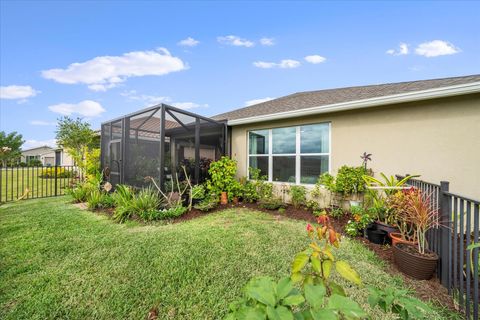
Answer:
54, 165, 58, 196
440, 180, 450, 287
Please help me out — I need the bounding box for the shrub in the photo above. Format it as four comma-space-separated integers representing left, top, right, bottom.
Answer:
345, 206, 374, 237
289, 185, 306, 209
191, 184, 206, 200
206, 156, 238, 200
319, 166, 367, 197
27, 159, 43, 167
66, 181, 95, 203
157, 205, 188, 219
258, 198, 285, 210
40, 167, 75, 179
85, 147, 101, 175
194, 195, 218, 212
239, 177, 258, 203
329, 207, 344, 218
100, 192, 115, 208
368, 287, 433, 319
278, 207, 286, 214
86, 189, 104, 210
133, 188, 162, 221
112, 185, 135, 222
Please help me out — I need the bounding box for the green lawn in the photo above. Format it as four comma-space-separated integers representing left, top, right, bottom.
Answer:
0, 167, 79, 202
0, 197, 457, 319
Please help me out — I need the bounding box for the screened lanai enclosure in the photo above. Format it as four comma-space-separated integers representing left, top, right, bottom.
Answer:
101, 104, 227, 190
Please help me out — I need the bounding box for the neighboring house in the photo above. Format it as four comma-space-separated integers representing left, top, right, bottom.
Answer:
214, 74, 480, 200
21, 146, 74, 166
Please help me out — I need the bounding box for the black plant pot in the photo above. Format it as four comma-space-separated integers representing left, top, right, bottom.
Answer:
366, 227, 388, 245
374, 221, 399, 245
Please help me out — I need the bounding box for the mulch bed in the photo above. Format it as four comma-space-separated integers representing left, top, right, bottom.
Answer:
75, 200, 461, 316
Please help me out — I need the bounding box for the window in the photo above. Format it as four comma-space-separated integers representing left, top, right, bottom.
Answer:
248, 123, 330, 184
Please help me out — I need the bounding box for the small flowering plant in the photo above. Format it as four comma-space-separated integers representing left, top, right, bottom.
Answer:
292, 215, 362, 294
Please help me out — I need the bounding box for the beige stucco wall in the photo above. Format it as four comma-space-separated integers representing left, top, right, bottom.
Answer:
230, 93, 480, 200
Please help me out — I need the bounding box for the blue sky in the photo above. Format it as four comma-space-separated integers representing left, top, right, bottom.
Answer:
1, 1, 479, 149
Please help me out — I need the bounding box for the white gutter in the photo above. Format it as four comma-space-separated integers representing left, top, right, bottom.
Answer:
227, 81, 480, 126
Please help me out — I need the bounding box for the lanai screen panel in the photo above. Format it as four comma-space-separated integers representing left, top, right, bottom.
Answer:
100, 104, 227, 190
124, 107, 162, 188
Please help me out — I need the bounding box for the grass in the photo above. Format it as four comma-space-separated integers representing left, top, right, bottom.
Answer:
0, 167, 79, 202
0, 197, 458, 319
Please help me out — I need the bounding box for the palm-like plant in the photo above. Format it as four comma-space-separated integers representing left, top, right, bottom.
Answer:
402, 189, 439, 254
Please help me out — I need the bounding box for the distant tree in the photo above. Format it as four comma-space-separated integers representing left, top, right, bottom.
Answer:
0, 131, 24, 167
55, 117, 96, 171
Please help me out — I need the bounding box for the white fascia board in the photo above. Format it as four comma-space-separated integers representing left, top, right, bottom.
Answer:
227, 82, 480, 126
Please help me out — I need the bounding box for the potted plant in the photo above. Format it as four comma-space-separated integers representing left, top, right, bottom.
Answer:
387, 189, 418, 246
363, 173, 418, 238
206, 156, 238, 205
393, 189, 439, 280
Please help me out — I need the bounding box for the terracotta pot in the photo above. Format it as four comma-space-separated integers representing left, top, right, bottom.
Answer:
220, 192, 228, 205
232, 197, 239, 205
393, 243, 438, 280
389, 232, 416, 246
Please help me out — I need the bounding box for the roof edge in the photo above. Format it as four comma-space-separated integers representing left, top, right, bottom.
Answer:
227, 81, 480, 126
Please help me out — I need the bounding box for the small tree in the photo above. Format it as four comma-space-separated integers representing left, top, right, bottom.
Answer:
55, 117, 96, 172
0, 131, 24, 167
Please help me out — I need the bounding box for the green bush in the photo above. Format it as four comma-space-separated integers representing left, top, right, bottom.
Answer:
112, 185, 135, 223
66, 182, 95, 203
289, 185, 306, 209
27, 159, 43, 167
133, 188, 162, 221
191, 184, 206, 200
86, 189, 104, 210
258, 198, 285, 210
157, 205, 187, 219
207, 156, 238, 200
194, 195, 219, 212
319, 166, 367, 196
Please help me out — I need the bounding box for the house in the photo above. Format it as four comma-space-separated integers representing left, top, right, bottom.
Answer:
100, 74, 480, 199
21, 145, 75, 166
214, 74, 480, 200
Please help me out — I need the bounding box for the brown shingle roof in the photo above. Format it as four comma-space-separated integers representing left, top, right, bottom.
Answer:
212, 74, 480, 121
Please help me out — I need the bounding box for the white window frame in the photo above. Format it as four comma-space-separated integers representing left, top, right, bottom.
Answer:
247, 122, 331, 185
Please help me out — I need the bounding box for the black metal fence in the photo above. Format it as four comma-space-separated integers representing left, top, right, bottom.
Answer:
397, 175, 479, 320
0, 166, 83, 203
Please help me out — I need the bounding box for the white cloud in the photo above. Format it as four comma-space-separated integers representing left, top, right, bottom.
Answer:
260, 37, 275, 46
23, 139, 57, 150
217, 35, 254, 47
48, 100, 105, 117
0, 85, 40, 100
41, 48, 187, 91
245, 97, 275, 106
30, 120, 56, 126
178, 37, 199, 47
172, 102, 208, 109
304, 55, 326, 64
122, 90, 206, 109
386, 43, 409, 56
253, 59, 301, 69
415, 40, 460, 57
121, 90, 171, 106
